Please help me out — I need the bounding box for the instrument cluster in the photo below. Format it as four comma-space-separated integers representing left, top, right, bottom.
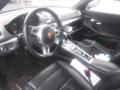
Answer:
6, 14, 27, 35
6, 12, 54, 35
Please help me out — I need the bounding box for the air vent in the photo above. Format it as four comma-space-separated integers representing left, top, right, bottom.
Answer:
0, 29, 3, 38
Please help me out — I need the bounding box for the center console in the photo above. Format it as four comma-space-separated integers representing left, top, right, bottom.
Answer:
62, 39, 93, 64
62, 39, 101, 86
62, 39, 119, 84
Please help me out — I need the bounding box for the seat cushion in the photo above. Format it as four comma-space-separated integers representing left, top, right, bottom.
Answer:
96, 69, 120, 90
25, 61, 92, 90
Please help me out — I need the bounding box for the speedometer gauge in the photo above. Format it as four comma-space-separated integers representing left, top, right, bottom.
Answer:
6, 14, 27, 35
7, 23, 19, 34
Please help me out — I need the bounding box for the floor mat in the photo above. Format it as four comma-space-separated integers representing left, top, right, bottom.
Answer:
6, 62, 46, 90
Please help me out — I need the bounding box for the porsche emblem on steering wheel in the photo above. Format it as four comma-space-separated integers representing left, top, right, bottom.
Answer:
48, 32, 54, 39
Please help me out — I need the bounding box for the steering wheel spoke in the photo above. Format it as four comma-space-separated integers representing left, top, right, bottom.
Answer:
55, 36, 59, 44
41, 46, 51, 56
29, 25, 40, 30
29, 25, 43, 36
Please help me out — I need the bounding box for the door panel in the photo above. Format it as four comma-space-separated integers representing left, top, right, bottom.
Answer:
83, 10, 120, 40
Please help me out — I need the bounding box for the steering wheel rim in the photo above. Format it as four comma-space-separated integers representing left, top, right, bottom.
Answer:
23, 8, 64, 57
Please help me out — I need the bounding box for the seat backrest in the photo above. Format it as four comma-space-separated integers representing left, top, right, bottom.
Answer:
25, 61, 92, 90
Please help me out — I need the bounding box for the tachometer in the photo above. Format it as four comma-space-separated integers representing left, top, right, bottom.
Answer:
7, 22, 19, 34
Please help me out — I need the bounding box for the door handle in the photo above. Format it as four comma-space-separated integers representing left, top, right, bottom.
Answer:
90, 18, 101, 25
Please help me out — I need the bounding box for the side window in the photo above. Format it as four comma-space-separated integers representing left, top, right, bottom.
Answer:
86, 0, 99, 10
86, 0, 120, 15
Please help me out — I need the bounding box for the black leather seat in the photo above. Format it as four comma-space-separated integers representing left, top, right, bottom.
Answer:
111, 52, 120, 66
25, 61, 92, 90
25, 61, 120, 90
95, 69, 120, 90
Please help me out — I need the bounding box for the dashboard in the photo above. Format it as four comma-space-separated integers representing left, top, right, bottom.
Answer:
0, 7, 82, 55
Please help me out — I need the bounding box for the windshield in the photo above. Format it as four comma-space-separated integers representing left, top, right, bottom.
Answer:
1, 0, 80, 12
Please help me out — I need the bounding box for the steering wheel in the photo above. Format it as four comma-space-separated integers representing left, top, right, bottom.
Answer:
23, 8, 64, 57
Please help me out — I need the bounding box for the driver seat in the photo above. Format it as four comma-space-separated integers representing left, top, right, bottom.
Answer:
25, 61, 92, 90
